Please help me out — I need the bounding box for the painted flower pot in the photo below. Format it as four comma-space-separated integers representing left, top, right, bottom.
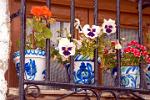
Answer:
121, 66, 140, 88
13, 49, 46, 80
145, 64, 150, 88
73, 54, 94, 84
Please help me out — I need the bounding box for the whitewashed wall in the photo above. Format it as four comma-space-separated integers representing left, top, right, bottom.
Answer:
0, 0, 10, 99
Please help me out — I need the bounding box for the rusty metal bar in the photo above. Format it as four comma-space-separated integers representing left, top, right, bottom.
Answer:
24, 80, 150, 93
10, 9, 20, 21
19, 0, 26, 100
138, 0, 147, 89
138, 0, 143, 45
94, 0, 99, 86
46, 39, 50, 81
46, 0, 51, 9
116, 0, 121, 87
45, 0, 51, 82
70, 0, 75, 83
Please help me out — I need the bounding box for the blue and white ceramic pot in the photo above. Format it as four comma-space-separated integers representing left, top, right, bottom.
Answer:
13, 49, 46, 81
121, 66, 140, 88
145, 64, 150, 88
73, 54, 94, 84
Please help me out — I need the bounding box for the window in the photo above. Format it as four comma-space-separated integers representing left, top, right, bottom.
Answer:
110, 28, 138, 47
50, 22, 70, 44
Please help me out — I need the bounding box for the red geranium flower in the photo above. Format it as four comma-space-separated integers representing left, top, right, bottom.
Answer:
142, 51, 148, 56
31, 6, 52, 19
130, 40, 138, 46
124, 46, 132, 53
31, 6, 42, 17
146, 57, 150, 63
123, 40, 150, 66
139, 45, 146, 51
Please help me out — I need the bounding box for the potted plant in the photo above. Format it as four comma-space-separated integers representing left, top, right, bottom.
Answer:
48, 18, 116, 84
120, 40, 150, 88
109, 40, 150, 88
55, 19, 116, 84
13, 6, 54, 81
101, 40, 120, 86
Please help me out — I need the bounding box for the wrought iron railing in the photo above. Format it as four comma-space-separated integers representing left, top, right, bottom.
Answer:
11, 0, 150, 100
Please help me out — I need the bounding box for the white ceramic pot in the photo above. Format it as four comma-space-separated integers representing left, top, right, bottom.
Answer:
73, 54, 94, 84
13, 49, 46, 81
120, 66, 140, 88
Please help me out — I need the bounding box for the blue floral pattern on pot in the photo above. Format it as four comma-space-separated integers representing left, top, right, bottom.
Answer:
74, 54, 94, 84
121, 66, 140, 88
145, 64, 150, 86
13, 49, 46, 58
16, 59, 37, 80
13, 49, 46, 80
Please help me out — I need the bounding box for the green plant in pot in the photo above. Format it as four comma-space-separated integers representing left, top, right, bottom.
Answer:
56, 18, 116, 84
109, 40, 150, 88
13, 6, 55, 81
120, 40, 150, 88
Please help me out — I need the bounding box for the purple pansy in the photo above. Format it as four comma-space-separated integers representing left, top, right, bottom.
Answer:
102, 19, 116, 35
82, 24, 101, 39
58, 38, 76, 58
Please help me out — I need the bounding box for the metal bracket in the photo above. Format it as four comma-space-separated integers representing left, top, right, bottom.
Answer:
10, 9, 20, 21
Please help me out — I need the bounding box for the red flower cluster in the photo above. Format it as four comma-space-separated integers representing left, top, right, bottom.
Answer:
31, 6, 52, 19
124, 40, 150, 63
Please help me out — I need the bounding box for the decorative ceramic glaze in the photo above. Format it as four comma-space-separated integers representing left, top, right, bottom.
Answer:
73, 54, 94, 84
13, 49, 46, 80
146, 64, 150, 86
121, 66, 140, 88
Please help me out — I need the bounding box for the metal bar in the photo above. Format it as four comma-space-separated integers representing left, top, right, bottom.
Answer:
138, 0, 147, 89
94, 0, 99, 86
19, 0, 26, 100
46, 0, 51, 9
116, 0, 121, 87
46, 0, 51, 81
46, 39, 50, 81
138, 0, 143, 45
94, 0, 98, 25
10, 9, 20, 21
70, 0, 75, 83
24, 80, 150, 93
130, 92, 145, 100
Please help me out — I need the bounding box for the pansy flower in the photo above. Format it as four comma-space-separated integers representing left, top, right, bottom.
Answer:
58, 38, 76, 58
102, 19, 116, 35
82, 24, 101, 39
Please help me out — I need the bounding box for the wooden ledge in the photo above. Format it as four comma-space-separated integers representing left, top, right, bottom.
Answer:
7, 87, 150, 100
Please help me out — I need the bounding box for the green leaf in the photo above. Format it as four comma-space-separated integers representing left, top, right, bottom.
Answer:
26, 19, 33, 27
43, 27, 52, 38
36, 39, 45, 49
33, 21, 43, 33
35, 33, 44, 41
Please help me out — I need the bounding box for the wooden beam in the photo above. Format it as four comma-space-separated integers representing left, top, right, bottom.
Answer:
17, 0, 150, 15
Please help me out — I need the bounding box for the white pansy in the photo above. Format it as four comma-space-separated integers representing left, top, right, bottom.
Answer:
102, 19, 116, 35
58, 38, 76, 58
82, 24, 101, 39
